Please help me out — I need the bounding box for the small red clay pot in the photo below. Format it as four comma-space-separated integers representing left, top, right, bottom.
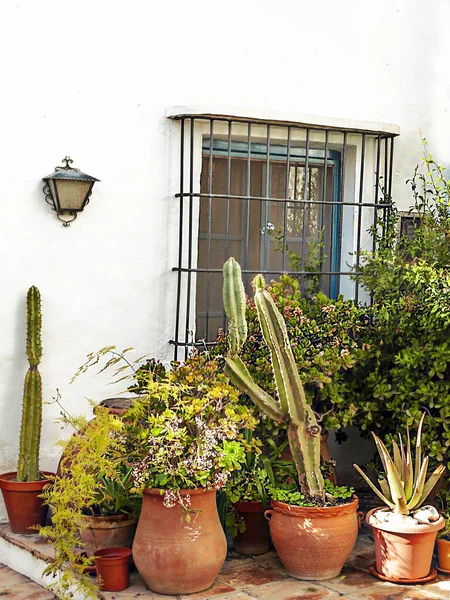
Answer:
133, 488, 227, 595
79, 514, 137, 556
94, 546, 131, 591
265, 496, 359, 580
234, 501, 270, 556
0, 471, 54, 534
437, 538, 450, 572
367, 507, 445, 580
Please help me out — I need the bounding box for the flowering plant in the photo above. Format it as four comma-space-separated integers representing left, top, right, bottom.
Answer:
122, 355, 257, 509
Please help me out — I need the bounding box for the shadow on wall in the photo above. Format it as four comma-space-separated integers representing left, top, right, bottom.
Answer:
329, 427, 375, 486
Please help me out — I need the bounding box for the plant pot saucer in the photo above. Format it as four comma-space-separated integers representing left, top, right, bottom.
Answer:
436, 565, 450, 575
369, 563, 437, 584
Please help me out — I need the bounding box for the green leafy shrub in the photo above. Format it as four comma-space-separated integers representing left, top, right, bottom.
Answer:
340, 145, 450, 473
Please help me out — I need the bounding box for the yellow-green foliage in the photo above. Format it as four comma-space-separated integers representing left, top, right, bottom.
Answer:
40, 406, 126, 600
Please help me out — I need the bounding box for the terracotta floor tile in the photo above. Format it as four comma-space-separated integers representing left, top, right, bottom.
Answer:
350, 585, 445, 599
198, 594, 255, 600
0, 566, 30, 586
179, 580, 236, 599
217, 563, 288, 588
220, 556, 258, 572
0, 582, 55, 599
242, 578, 339, 599
414, 571, 450, 598
319, 565, 390, 595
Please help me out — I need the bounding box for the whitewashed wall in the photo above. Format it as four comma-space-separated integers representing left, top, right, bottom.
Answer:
1, 0, 449, 517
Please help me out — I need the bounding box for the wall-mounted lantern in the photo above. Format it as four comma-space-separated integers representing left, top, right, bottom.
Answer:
42, 157, 100, 227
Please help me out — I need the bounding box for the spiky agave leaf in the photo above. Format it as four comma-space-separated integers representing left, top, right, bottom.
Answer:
404, 425, 414, 501
353, 464, 395, 509
392, 439, 402, 478
414, 413, 425, 485
406, 455, 429, 511
373, 434, 408, 514
379, 478, 392, 502
415, 464, 446, 509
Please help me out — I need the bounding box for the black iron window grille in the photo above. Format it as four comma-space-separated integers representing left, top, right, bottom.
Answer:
169, 113, 398, 360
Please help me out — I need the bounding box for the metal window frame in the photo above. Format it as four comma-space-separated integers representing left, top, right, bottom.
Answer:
169, 114, 398, 360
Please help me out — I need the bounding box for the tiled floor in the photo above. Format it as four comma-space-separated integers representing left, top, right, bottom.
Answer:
0, 525, 449, 599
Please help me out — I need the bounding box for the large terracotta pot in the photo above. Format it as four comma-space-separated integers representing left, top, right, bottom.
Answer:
367, 507, 445, 580
133, 488, 227, 595
437, 538, 450, 572
0, 471, 54, 534
265, 496, 359, 580
234, 501, 270, 556
79, 514, 137, 556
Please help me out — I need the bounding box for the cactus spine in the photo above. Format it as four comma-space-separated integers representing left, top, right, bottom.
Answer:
223, 258, 325, 499
17, 286, 43, 482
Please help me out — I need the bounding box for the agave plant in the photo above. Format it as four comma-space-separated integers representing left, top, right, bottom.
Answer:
354, 414, 445, 515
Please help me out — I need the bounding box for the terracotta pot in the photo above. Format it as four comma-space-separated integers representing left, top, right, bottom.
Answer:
94, 546, 131, 591
0, 471, 54, 534
133, 488, 227, 594
367, 507, 445, 580
234, 501, 270, 556
437, 538, 450, 572
265, 495, 359, 580
79, 513, 137, 556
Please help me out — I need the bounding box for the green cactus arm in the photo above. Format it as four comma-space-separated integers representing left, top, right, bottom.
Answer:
224, 355, 285, 422
373, 434, 408, 514
412, 463, 445, 510
288, 422, 324, 496
223, 258, 247, 354
353, 464, 395, 509
252, 274, 324, 496
253, 274, 305, 416
26, 287, 42, 367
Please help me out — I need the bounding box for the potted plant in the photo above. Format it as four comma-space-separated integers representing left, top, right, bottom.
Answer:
223, 258, 359, 581
436, 489, 450, 573
0, 286, 54, 534
122, 354, 257, 595
40, 403, 135, 600
78, 468, 140, 556
225, 427, 288, 556
354, 413, 445, 581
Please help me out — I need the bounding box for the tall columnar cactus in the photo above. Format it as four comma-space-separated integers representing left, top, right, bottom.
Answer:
223, 258, 324, 499
17, 286, 43, 482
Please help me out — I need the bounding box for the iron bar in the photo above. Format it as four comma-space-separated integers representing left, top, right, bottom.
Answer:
300, 129, 310, 289
205, 119, 214, 345
355, 133, 366, 303
282, 126, 291, 272
173, 118, 185, 362
244, 123, 252, 288
175, 191, 391, 208
184, 118, 195, 359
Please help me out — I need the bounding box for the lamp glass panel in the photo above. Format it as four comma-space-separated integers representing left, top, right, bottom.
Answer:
55, 180, 91, 210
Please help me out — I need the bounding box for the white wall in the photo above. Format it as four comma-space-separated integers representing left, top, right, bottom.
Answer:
1, 0, 450, 518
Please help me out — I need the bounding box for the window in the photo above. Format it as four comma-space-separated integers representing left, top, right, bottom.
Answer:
169, 113, 397, 359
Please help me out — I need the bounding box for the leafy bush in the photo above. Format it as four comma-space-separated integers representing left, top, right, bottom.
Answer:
341, 143, 450, 472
